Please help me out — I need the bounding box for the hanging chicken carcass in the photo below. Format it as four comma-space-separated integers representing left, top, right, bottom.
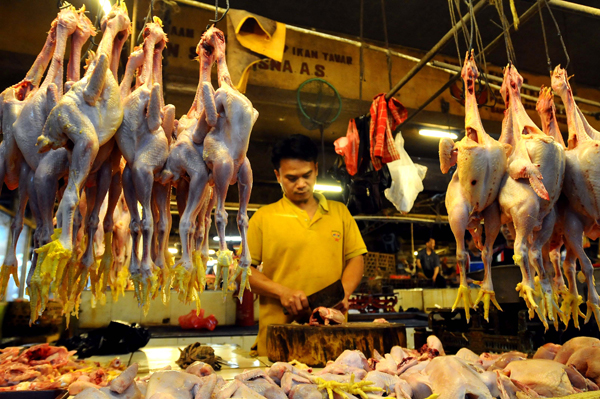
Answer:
201, 26, 259, 298
159, 27, 217, 306
33, 1, 130, 320
551, 65, 600, 327
114, 17, 173, 312
439, 50, 511, 321
0, 7, 67, 299
497, 63, 566, 329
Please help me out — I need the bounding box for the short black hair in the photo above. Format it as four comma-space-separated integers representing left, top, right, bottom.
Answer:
271, 134, 318, 170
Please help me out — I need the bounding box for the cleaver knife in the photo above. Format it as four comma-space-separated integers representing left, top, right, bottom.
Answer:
283, 279, 346, 315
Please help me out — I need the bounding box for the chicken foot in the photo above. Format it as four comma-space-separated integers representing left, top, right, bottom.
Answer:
152, 181, 174, 305
473, 202, 503, 321
202, 26, 258, 298
34, 3, 130, 320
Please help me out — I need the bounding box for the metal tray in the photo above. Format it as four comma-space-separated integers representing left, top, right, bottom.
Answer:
0, 390, 68, 399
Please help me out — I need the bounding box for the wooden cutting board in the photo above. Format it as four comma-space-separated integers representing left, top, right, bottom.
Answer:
266, 322, 406, 367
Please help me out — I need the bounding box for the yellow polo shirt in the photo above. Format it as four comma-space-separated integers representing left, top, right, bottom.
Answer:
247, 192, 367, 356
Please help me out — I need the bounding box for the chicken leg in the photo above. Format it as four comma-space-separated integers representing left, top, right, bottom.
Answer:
440, 51, 509, 321
497, 64, 565, 328
202, 26, 259, 298
34, 2, 130, 318
551, 66, 600, 327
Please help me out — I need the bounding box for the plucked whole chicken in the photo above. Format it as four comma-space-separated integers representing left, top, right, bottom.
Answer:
69, 335, 600, 399
0, 0, 259, 320
439, 50, 510, 322
440, 49, 600, 332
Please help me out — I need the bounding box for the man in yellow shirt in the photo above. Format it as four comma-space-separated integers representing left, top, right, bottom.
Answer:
247, 134, 367, 356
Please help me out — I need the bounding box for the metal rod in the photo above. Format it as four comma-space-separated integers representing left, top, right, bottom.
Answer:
398, 1, 542, 129
131, 0, 139, 54
171, 0, 600, 112
547, 0, 600, 18
384, 0, 488, 100
431, 60, 600, 109
354, 215, 449, 224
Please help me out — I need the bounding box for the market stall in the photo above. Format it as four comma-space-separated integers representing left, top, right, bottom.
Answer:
0, 0, 599, 397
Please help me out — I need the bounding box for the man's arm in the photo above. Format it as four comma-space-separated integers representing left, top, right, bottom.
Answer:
335, 255, 364, 313
431, 253, 441, 281
248, 266, 309, 316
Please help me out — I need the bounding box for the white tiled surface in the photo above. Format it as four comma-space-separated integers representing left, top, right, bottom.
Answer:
394, 289, 423, 311
79, 290, 260, 328
422, 288, 459, 311
88, 341, 269, 377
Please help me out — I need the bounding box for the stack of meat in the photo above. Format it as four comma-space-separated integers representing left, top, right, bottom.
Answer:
0, 343, 124, 391
0, 2, 258, 322
70, 335, 600, 399
440, 50, 600, 330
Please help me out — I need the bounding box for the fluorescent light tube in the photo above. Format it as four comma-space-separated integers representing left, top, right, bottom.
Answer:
419, 129, 458, 140
314, 184, 342, 193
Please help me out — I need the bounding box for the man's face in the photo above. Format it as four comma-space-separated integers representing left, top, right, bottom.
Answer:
274, 159, 318, 203
426, 239, 435, 250
501, 224, 514, 242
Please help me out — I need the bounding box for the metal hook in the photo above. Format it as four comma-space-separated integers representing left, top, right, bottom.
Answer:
206, 0, 229, 30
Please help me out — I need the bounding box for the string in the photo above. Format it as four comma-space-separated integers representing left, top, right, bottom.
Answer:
137, 0, 155, 45
448, 0, 462, 65
492, 0, 517, 66
381, 0, 392, 91
538, 0, 552, 73
543, 0, 570, 70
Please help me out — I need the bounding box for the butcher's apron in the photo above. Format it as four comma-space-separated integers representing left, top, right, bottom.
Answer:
246, 192, 367, 356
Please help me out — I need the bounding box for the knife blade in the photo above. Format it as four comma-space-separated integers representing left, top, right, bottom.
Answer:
283, 279, 346, 315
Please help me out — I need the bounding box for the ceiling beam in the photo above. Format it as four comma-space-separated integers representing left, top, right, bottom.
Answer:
397, 0, 543, 129
547, 0, 600, 19
384, 0, 488, 100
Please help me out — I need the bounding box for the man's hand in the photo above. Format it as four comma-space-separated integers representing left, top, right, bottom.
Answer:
334, 295, 350, 314
279, 287, 309, 316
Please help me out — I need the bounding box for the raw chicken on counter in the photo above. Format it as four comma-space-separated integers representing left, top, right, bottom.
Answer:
0, 343, 124, 391
70, 335, 600, 399
309, 307, 345, 326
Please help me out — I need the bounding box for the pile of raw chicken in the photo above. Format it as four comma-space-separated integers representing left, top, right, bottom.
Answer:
0, 2, 257, 321
69, 335, 600, 399
440, 50, 600, 330
0, 343, 124, 391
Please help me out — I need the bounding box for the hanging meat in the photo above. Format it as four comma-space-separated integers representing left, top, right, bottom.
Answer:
497, 63, 565, 329
535, 86, 570, 330
7, 5, 95, 321
201, 26, 259, 298
551, 65, 600, 327
115, 17, 172, 312
32, 1, 130, 320
159, 26, 216, 306
0, 8, 62, 299
439, 50, 510, 321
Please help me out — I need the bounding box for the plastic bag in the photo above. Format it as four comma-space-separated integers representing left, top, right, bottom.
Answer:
384, 132, 427, 213
179, 309, 218, 331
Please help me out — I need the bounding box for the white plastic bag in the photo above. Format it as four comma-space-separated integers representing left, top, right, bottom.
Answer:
384, 132, 427, 213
